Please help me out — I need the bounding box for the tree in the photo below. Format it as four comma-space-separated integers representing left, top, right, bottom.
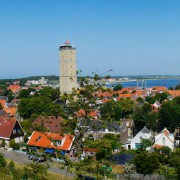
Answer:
100, 100, 121, 121
8, 160, 21, 180
133, 103, 156, 131
140, 139, 152, 151
100, 99, 134, 121
169, 86, 174, 90
104, 75, 111, 79
18, 89, 31, 99
155, 92, 169, 103
155, 164, 177, 176
145, 96, 157, 104
158, 98, 180, 132
0, 153, 6, 167
154, 146, 172, 164
113, 84, 123, 91
9, 139, 20, 150
18, 96, 64, 119
35, 87, 60, 101
84, 134, 121, 160
170, 148, 180, 175
175, 84, 180, 90
1, 140, 6, 147
133, 152, 160, 174
22, 163, 48, 180
7, 90, 14, 102
136, 97, 144, 104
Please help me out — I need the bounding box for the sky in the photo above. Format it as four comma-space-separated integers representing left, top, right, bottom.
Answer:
0, 0, 180, 78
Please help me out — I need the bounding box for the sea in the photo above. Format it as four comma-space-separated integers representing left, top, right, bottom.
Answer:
106, 79, 180, 89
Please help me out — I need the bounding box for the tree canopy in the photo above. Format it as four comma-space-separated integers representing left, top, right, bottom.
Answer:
113, 84, 123, 91
158, 97, 180, 132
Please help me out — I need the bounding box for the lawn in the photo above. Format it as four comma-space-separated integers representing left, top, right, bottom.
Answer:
4, 158, 73, 180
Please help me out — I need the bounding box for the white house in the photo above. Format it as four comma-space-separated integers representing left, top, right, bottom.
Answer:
153, 128, 174, 150
126, 126, 153, 150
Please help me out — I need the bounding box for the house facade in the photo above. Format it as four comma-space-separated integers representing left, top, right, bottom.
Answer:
153, 128, 174, 150
0, 116, 24, 146
27, 131, 75, 154
126, 126, 153, 150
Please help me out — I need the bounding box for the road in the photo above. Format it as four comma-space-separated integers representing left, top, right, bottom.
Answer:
0, 149, 74, 178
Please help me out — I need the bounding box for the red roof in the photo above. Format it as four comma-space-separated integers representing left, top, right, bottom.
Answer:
168, 90, 180, 98
7, 85, 21, 93
76, 109, 99, 118
0, 117, 16, 139
96, 91, 113, 97
32, 116, 63, 133
152, 86, 167, 91
4, 107, 17, 116
27, 131, 74, 151
153, 144, 162, 149
118, 94, 132, 99
83, 148, 99, 153
0, 100, 6, 107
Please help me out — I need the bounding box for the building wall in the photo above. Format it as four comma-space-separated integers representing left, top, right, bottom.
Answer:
60, 46, 77, 94
154, 133, 174, 150
130, 132, 152, 149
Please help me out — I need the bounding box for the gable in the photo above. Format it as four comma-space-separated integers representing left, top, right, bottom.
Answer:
155, 133, 173, 146
0, 117, 16, 139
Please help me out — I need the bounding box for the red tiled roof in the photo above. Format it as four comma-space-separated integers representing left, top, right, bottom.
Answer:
96, 91, 113, 97
168, 90, 180, 98
4, 107, 17, 116
118, 94, 132, 99
27, 131, 74, 151
32, 116, 63, 133
7, 85, 21, 93
76, 109, 99, 118
101, 99, 110, 103
0, 117, 16, 139
152, 86, 167, 91
162, 128, 170, 136
0, 100, 6, 108
153, 144, 162, 149
83, 148, 99, 152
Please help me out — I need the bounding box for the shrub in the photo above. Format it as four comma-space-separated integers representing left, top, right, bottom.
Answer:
9, 140, 20, 150
0, 153, 6, 167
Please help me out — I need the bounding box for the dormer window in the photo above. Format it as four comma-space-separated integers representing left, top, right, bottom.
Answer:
37, 136, 41, 141
55, 140, 61, 146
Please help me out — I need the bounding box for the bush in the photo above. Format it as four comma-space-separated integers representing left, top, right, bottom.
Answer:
9, 140, 20, 150
0, 140, 6, 147
0, 153, 6, 167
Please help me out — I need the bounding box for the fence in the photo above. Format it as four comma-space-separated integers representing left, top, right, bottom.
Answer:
116, 174, 166, 180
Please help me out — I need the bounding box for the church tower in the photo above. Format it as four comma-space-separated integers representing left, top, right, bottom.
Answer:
59, 40, 77, 94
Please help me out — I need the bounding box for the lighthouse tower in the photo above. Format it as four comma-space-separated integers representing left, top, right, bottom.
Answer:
59, 40, 77, 94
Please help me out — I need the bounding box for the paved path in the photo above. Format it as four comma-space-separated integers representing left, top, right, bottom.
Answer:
0, 149, 74, 178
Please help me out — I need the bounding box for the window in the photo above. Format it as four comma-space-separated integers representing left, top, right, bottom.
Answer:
55, 140, 61, 146
135, 143, 141, 149
13, 129, 16, 134
162, 137, 165, 145
37, 136, 41, 141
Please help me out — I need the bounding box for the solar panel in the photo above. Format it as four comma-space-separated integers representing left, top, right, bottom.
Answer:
108, 154, 135, 165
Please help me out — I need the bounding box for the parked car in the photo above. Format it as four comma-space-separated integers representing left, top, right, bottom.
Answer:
28, 154, 46, 162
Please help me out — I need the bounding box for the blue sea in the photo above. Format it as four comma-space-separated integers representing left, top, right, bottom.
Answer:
106, 79, 180, 89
